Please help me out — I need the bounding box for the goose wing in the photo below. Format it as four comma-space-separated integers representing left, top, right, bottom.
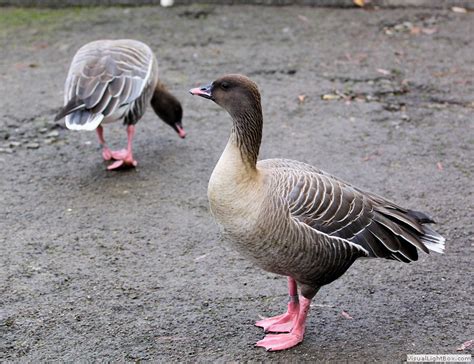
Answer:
55, 40, 155, 130
261, 159, 445, 262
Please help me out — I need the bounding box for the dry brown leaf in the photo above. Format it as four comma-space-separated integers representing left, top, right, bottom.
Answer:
322, 94, 340, 101
452, 6, 467, 13
376, 68, 391, 76
298, 94, 307, 104
421, 28, 437, 35
410, 26, 422, 35
457, 339, 474, 351
14, 63, 27, 70
353, 0, 365, 7
298, 15, 309, 23
341, 310, 353, 319
437, 162, 443, 171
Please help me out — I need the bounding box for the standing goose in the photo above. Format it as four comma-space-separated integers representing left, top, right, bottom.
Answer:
190, 74, 445, 351
55, 39, 185, 170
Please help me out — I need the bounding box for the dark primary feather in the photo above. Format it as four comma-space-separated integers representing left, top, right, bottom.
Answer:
54, 98, 85, 121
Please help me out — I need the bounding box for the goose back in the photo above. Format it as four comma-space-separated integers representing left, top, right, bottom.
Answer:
56, 39, 158, 130
258, 158, 445, 263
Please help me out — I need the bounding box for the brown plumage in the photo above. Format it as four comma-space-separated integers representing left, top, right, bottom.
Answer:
190, 74, 445, 351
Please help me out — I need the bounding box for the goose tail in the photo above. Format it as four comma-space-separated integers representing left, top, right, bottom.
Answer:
406, 210, 445, 254
55, 98, 104, 131
420, 225, 446, 254
64, 112, 104, 131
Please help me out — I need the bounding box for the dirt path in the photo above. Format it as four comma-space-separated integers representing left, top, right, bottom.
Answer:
0, 5, 472, 362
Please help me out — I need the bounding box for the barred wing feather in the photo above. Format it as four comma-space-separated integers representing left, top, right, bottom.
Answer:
55, 40, 155, 131
260, 159, 445, 263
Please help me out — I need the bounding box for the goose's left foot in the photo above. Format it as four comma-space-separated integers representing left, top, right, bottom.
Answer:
255, 296, 311, 352
105, 125, 137, 170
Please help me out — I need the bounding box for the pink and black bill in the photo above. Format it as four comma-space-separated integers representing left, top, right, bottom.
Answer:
175, 123, 186, 138
189, 84, 213, 100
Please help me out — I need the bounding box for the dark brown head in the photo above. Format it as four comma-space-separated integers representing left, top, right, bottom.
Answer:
189, 74, 261, 119
190, 74, 263, 167
151, 84, 186, 138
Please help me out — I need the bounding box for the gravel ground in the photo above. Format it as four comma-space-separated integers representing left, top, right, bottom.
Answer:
0, 5, 472, 362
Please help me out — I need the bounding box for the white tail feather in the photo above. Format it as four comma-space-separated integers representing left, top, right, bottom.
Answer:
422, 235, 446, 254
65, 113, 104, 131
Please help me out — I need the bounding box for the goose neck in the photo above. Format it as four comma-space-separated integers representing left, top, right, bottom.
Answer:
229, 108, 263, 169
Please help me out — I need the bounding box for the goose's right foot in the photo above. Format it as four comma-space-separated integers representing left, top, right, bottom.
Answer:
107, 156, 138, 170
255, 301, 299, 333
110, 149, 129, 160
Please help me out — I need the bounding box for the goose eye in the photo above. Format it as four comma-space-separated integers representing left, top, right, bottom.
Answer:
221, 82, 230, 90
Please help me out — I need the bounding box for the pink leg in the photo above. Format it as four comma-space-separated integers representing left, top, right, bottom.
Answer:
255, 277, 299, 333
256, 296, 311, 351
108, 125, 138, 170
96, 126, 112, 161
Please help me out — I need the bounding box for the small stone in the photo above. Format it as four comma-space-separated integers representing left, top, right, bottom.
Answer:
46, 130, 59, 138
0, 147, 13, 154
38, 128, 48, 134
9, 141, 22, 147
26, 142, 40, 149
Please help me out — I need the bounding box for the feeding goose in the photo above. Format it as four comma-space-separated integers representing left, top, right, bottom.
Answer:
190, 74, 445, 351
55, 39, 185, 170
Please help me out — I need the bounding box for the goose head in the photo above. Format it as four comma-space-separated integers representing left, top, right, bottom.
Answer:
151, 86, 186, 138
189, 74, 261, 119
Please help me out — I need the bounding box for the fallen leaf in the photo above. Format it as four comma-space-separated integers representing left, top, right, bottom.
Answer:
363, 149, 382, 161
353, 0, 365, 7
457, 339, 474, 351
451, 6, 467, 13
14, 63, 28, 70
298, 15, 309, 23
341, 310, 353, 319
410, 26, 422, 35
322, 94, 341, 101
421, 28, 437, 35
437, 162, 443, 171
32, 41, 49, 50
298, 94, 307, 104
376, 68, 391, 76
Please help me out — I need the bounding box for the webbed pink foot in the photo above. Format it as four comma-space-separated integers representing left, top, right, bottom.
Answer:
110, 149, 129, 160
102, 148, 113, 161
255, 301, 299, 332
256, 332, 303, 351
107, 157, 137, 170
255, 295, 312, 352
